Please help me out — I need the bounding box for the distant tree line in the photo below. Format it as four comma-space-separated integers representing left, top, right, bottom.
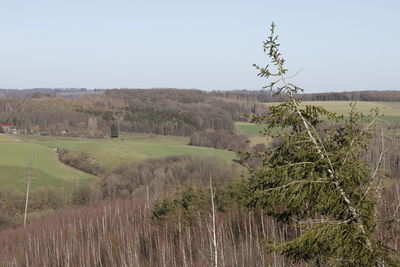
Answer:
0, 88, 399, 138
211, 89, 400, 102
0, 88, 103, 99
1, 88, 399, 102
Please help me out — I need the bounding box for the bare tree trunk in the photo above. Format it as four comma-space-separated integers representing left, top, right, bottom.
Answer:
24, 161, 33, 227
209, 175, 218, 267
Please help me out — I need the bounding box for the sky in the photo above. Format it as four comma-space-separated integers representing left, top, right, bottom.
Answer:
0, 0, 399, 92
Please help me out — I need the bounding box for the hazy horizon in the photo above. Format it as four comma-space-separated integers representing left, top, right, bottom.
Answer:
1, 87, 400, 94
1, 1, 399, 93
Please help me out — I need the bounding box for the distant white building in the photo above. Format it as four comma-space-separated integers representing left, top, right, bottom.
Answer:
0, 123, 24, 134
0, 123, 12, 133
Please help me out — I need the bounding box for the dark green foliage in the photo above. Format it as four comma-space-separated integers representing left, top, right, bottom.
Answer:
272, 222, 390, 266
123, 108, 198, 136
245, 23, 398, 265
152, 186, 208, 222
151, 183, 243, 223
110, 123, 118, 138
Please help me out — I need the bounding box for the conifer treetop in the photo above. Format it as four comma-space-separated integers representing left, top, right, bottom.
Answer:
247, 22, 396, 266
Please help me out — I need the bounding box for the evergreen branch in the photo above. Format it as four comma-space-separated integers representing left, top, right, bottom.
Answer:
261, 179, 328, 193
270, 162, 316, 169
342, 114, 379, 165
285, 68, 304, 80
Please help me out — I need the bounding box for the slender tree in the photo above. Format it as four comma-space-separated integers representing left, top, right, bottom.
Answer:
245, 22, 398, 266
209, 175, 218, 267
23, 160, 33, 227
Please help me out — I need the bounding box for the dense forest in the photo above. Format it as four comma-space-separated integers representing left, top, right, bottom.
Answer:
0, 89, 266, 137
1, 88, 399, 139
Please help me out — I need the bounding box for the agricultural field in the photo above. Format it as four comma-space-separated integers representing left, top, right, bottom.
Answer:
235, 101, 400, 136
0, 134, 236, 191
18, 135, 236, 171
0, 134, 95, 190
296, 101, 400, 121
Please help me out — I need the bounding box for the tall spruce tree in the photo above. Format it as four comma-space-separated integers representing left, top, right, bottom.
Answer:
110, 123, 119, 138
245, 23, 397, 266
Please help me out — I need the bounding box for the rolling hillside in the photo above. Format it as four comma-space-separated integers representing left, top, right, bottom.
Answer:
15, 135, 236, 171
0, 134, 95, 190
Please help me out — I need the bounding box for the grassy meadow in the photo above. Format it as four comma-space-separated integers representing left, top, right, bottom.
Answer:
1, 134, 236, 190
2, 100, 398, 191
296, 101, 400, 121
18, 135, 236, 171
0, 134, 95, 190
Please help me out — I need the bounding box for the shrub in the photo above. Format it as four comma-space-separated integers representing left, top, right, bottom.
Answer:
71, 182, 102, 206
57, 149, 105, 176
189, 130, 249, 151
102, 155, 241, 199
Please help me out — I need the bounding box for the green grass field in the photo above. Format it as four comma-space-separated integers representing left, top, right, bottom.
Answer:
18, 135, 236, 171
3, 101, 397, 190
1, 134, 236, 190
296, 101, 400, 120
235, 122, 266, 136
0, 134, 95, 190
235, 101, 400, 136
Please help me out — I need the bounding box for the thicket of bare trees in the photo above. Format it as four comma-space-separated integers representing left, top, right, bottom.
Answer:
57, 149, 105, 176
0, 155, 240, 229
189, 130, 249, 151
0, 179, 398, 266
102, 155, 241, 199
0, 136, 399, 265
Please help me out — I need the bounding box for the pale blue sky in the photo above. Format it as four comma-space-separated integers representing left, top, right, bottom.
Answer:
0, 0, 399, 92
